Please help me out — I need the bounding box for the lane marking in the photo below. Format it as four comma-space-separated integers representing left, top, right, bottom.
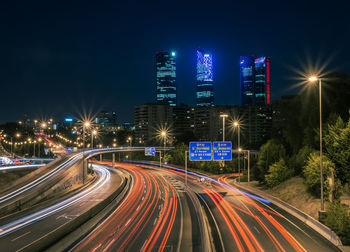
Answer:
125, 218, 131, 227
11, 231, 31, 242
254, 226, 260, 234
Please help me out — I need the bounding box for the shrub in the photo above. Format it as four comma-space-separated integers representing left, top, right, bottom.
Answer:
265, 158, 293, 187
256, 139, 286, 183
303, 152, 333, 198
324, 201, 350, 245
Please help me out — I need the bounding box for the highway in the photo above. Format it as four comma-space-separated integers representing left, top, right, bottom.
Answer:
72, 161, 339, 252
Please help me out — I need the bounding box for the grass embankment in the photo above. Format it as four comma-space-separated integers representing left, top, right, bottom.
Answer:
246, 176, 326, 220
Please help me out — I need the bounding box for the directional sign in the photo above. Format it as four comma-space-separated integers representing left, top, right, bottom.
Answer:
189, 142, 212, 161
145, 147, 156, 156
66, 147, 73, 152
213, 142, 232, 161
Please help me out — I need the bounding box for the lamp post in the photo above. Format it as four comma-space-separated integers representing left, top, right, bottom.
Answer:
38, 138, 42, 158
308, 76, 324, 212
91, 129, 97, 148
161, 130, 167, 165
220, 114, 228, 141
82, 121, 90, 184
234, 121, 241, 182
11, 133, 21, 158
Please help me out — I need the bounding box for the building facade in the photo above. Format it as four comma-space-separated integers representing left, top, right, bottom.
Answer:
196, 50, 214, 106
240, 56, 270, 106
156, 51, 177, 106
95, 111, 117, 127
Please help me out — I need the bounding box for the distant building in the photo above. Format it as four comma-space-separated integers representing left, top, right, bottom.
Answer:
134, 104, 173, 143
196, 50, 214, 106
240, 56, 270, 106
95, 111, 117, 127
156, 51, 177, 106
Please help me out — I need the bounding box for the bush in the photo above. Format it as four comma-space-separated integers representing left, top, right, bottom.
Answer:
303, 152, 333, 198
265, 158, 293, 187
256, 139, 286, 183
324, 201, 350, 245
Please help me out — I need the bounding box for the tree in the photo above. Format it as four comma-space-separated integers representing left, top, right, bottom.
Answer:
303, 152, 333, 198
324, 116, 350, 185
265, 158, 293, 187
256, 139, 286, 183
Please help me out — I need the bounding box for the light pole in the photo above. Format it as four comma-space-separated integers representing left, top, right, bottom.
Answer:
161, 130, 167, 165
82, 121, 90, 184
308, 76, 324, 212
91, 129, 97, 148
38, 138, 42, 158
220, 114, 228, 141
234, 121, 241, 182
33, 140, 36, 157
11, 133, 21, 158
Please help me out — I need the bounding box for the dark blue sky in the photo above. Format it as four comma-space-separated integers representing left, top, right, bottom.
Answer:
0, 0, 349, 123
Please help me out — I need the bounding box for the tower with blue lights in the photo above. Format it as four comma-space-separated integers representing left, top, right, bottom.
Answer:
196, 50, 214, 106
240, 56, 270, 105
156, 51, 177, 106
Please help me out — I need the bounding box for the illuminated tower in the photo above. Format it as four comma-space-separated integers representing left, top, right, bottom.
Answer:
156, 51, 177, 106
240, 56, 270, 105
196, 50, 214, 106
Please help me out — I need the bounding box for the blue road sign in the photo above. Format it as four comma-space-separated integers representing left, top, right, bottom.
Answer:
189, 142, 212, 161
145, 147, 156, 156
66, 147, 73, 152
213, 142, 232, 161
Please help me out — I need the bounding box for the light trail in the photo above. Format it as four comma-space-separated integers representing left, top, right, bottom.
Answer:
125, 161, 308, 252
0, 164, 110, 238
0, 164, 45, 171
0, 153, 84, 204
73, 161, 178, 252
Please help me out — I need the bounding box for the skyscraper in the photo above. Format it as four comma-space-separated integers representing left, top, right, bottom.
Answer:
196, 50, 214, 106
156, 51, 177, 106
240, 56, 271, 105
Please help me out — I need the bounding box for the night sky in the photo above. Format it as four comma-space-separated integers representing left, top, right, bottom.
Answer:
1, 0, 349, 123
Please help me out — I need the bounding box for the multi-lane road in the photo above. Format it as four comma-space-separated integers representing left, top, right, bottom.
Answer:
0, 151, 341, 251
73, 161, 339, 252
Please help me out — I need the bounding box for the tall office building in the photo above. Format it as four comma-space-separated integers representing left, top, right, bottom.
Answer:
156, 51, 177, 106
196, 50, 214, 106
240, 56, 270, 105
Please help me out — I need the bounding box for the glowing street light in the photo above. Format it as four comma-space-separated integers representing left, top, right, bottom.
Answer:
233, 121, 241, 182
91, 129, 97, 148
307, 75, 325, 212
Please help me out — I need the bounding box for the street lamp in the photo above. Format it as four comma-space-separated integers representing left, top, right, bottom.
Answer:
220, 114, 228, 141
38, 138, 42, 158
308, 75, 324, 212
233, 121, 241, 182
91, 129, 97, 148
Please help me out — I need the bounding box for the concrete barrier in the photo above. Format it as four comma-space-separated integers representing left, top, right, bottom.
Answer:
21, 174, 129, 252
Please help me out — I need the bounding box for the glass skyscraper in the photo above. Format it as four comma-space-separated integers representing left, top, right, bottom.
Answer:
156, 51, 177, 106
240, 56, 270, 105
196, 50, 214, 106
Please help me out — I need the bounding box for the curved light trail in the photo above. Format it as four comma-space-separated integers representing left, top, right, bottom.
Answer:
0, 164, 110, 238
73, 161, 179, 252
